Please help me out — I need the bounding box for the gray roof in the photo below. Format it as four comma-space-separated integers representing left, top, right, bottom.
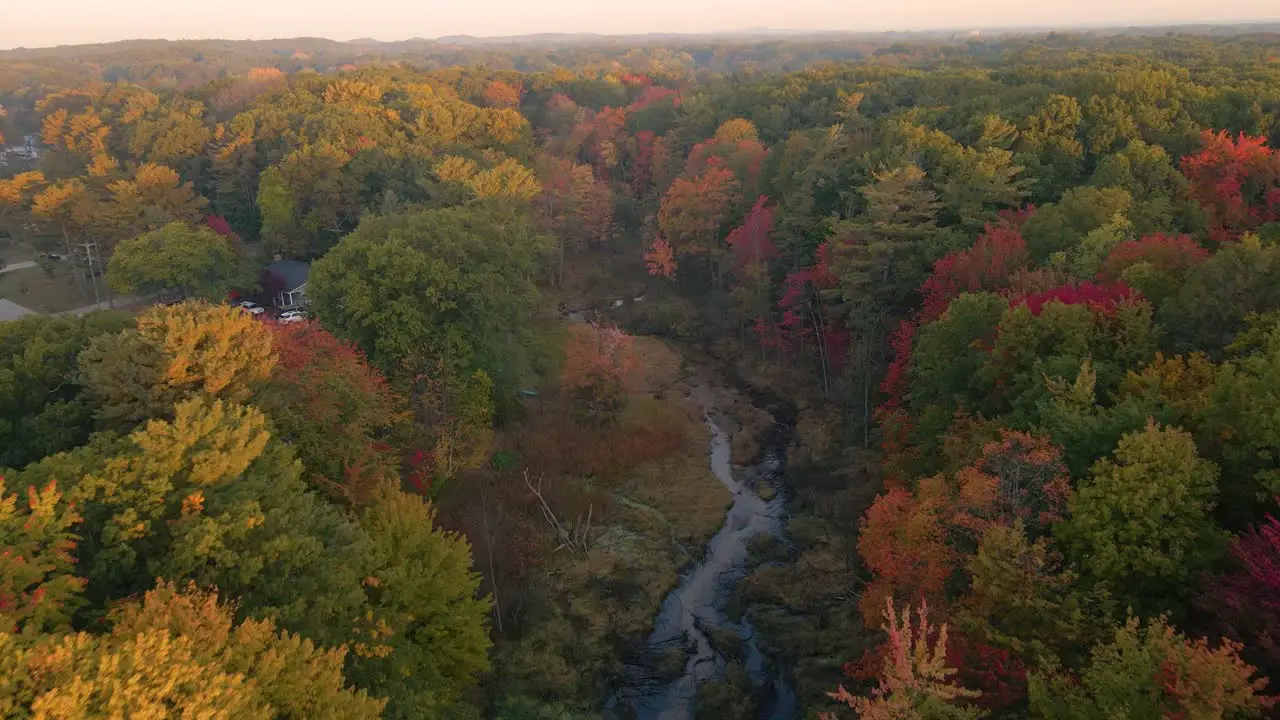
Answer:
0, 298, 37, 322
266, 260, 310, 291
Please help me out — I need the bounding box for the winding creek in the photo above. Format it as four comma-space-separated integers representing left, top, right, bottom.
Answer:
604, 382, 799, 719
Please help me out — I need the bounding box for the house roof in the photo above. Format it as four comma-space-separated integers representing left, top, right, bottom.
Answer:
0, 298, 37, 322
266, 260, 310, 291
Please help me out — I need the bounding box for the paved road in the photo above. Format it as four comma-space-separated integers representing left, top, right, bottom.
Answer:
0, 260, 37, 274
57, 295, 142, 316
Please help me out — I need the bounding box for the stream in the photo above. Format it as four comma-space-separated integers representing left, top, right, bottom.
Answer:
603, 383, 798, 719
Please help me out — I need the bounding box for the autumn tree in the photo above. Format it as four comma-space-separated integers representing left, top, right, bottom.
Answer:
656, 163, 742, 270
0, 478, 85, 634
1180, 130, 1280, 242
107, 222, 240, 298
919, 224, 1030, 321
1098, 232, 1208, 305
824, 598, 983, 720
0, 171, 44, 243
1029, 616, 1273, 719
102, 162, 209, 245
1209, 510, 1280, 677
560, 319, 637, 423
78, 300, 276, 429
256, 321, 404, 503
0, 581, 385, 719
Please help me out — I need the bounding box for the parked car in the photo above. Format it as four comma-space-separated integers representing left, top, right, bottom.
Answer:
238, 300, 265, 316
278, 310, 306, 324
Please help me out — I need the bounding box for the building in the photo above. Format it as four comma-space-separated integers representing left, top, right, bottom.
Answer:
264, 259, 310, 309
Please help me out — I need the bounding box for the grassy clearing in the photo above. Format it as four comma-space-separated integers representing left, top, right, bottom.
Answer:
0, 264, 90, 313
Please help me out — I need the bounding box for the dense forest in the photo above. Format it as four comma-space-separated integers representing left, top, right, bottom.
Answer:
2, 26, 1280, 719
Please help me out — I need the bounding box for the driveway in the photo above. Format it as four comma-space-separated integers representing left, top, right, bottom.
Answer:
0, 260, 37, 274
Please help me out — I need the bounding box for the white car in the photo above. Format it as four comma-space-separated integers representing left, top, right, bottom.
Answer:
278, 310, 307, 324
238, 300, 266, 316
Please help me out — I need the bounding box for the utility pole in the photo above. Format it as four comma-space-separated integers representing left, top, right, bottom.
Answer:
78, 241, 102, 307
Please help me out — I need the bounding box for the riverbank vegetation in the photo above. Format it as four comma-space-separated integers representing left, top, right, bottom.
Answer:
2, 26, 1280, 718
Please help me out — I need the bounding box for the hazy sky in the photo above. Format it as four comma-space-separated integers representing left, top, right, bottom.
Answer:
5, 0, 1279, 50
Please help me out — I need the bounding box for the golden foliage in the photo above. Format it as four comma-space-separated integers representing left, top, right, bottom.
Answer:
714, 117, 759, 143
136, 301, 277, 402
434, 155, 479, 184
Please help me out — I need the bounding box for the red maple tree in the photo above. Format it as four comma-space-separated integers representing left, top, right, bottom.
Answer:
920, 224, 1031, 321
1100, 233, 1209, 281
1180, 130, 1280, 242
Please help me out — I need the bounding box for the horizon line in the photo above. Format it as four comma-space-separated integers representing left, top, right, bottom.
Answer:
4, 19, 1280, 52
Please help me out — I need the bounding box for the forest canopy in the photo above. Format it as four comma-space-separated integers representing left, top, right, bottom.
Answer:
2, 25, 1280, 720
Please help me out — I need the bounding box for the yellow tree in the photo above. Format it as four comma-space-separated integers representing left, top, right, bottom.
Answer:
1, 582, 384, 719
0, 171, 44, 243
465, 157, 541, 202
79, 301, 277, 428
0, 478, 85, 634
104, 162, 208, 244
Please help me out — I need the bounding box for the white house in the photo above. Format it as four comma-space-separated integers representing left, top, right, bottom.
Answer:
265, 260, 310, 309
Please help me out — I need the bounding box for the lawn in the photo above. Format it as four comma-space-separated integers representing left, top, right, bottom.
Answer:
0, 263, 93, 314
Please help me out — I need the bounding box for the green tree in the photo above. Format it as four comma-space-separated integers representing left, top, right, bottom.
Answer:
828, 165, 952, 327
107, 222, 240, 298
1199, 317, 1280, 526
309, 203, 548, 392
1062, 422, 1224, 615
1021, 186, 1132, 262
0, 312, 132, 468
349, 485, 492, 718
1160, 235, 1280, 358
1029, 616, 1272, 720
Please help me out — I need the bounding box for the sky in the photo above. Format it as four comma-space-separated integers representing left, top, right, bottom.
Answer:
5, 0, 1279, 50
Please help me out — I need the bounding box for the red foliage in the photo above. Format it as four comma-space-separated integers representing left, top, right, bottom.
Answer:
953, 431, 1073, 535
858, 484, 960, 624
1213, 510, 1280, 670
879, 319, 917, 413
685, 137, 768, 187
626, 85, 678, 113
619, 72, 653, 87
997, 204, 1037, 229
769, 256, 848, 371
724, 196, 779, 270
267, 321, 402, 502
1180, 130, 1280, 242
585, 106, 628, 174
644, 237, 677, 278
1100, 233, 1209, 281
206, 214, 233, 236
632, 130, 658, 194
656, 163, 741, 256
1008, 280, 1136, 317
947, 637, 1028, 712
482, 80, 523, 109
920, 224, 1031, 321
